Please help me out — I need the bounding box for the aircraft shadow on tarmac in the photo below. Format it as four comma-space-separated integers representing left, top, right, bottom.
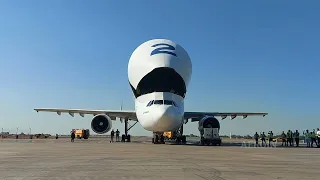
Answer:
165, 141, 245, 147
161, 141, 314, 148
128, 139, 262, 147
100, 138, 316, 148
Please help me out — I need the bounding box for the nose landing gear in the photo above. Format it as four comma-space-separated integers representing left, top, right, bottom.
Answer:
152, 124, 187, 145
176, 135, 187, 144
152, 132, 165, 144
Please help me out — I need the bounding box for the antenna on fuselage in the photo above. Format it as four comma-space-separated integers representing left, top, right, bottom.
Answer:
119, 100, 123, 123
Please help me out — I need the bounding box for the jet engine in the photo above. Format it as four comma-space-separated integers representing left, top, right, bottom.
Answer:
91, 114, 112, 134
198, 116, 220, 132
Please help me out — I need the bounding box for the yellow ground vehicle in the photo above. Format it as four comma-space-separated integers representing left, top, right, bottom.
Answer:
162, 131, 186, 143
272, 137, 284, 142
73, 129, 90, 139
163, 131, 174, 139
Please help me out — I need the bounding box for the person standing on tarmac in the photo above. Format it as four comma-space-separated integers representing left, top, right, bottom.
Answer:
303, 130, 311, 147
280, 131, 287, 146
310, 132, 316, 147
71, 131, 75, 143
294, 130, 300, 147
110, 129, 115, 143
116, 129, 120, 142
261, 132, 266, 147
268, 131, 274, 147
312, 129, 317, 147
316, 128, 320, 147
254, 132, 259, 146
290, 130, 294, 146
287, 130, 292, 146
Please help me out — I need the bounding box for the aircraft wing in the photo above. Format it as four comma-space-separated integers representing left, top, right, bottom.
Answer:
184, 112, 268, 121
34, 108, 137, 121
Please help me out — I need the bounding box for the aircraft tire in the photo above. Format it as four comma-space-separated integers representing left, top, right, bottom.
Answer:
176, 137, 181, 144
160, 135, 165, 144
200, 138, 205, 146
182, 136, 186, 144
155, 135, 159, 144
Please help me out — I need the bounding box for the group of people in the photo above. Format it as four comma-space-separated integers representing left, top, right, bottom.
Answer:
253, 128, 320, 147
253, 131, 274, 147
279, 130, 301, 147
69, 129, 121, 143
301, 129, 320, 147
110, 129, 120, 143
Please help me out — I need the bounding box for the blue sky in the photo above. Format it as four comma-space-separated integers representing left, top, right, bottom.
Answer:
0, 0, 319, 136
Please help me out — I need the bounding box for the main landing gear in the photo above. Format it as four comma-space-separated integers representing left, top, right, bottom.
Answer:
175, 124, 187, 144
121, 118, 137, 142
176, 135, 187, 144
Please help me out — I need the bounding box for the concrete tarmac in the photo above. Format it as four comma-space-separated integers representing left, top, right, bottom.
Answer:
1, 138, 320, 180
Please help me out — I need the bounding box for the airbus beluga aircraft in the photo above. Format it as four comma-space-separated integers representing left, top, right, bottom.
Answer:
34, 39, 268, 144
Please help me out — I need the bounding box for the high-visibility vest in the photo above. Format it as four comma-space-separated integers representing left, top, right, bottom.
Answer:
307, 132, 311, 138
268, 133, 273, 138
287, 131, 292, 138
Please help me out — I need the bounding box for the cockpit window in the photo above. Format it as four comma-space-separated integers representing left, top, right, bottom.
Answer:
146, 100, 154, 107
153, 100, 163, 105
172, 101, 177, 107
147, 100, 177, 107
164, 100, 172, 105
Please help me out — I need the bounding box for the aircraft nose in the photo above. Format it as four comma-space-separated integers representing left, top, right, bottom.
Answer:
153, 106, 182, 131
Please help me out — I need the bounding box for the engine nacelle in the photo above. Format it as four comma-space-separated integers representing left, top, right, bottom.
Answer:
91, 114, 112, 134
198, 116, 220, 132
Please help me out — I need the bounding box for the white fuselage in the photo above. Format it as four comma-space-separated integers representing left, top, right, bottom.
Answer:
135, 92, 184, 132
127, 38, 192, 133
